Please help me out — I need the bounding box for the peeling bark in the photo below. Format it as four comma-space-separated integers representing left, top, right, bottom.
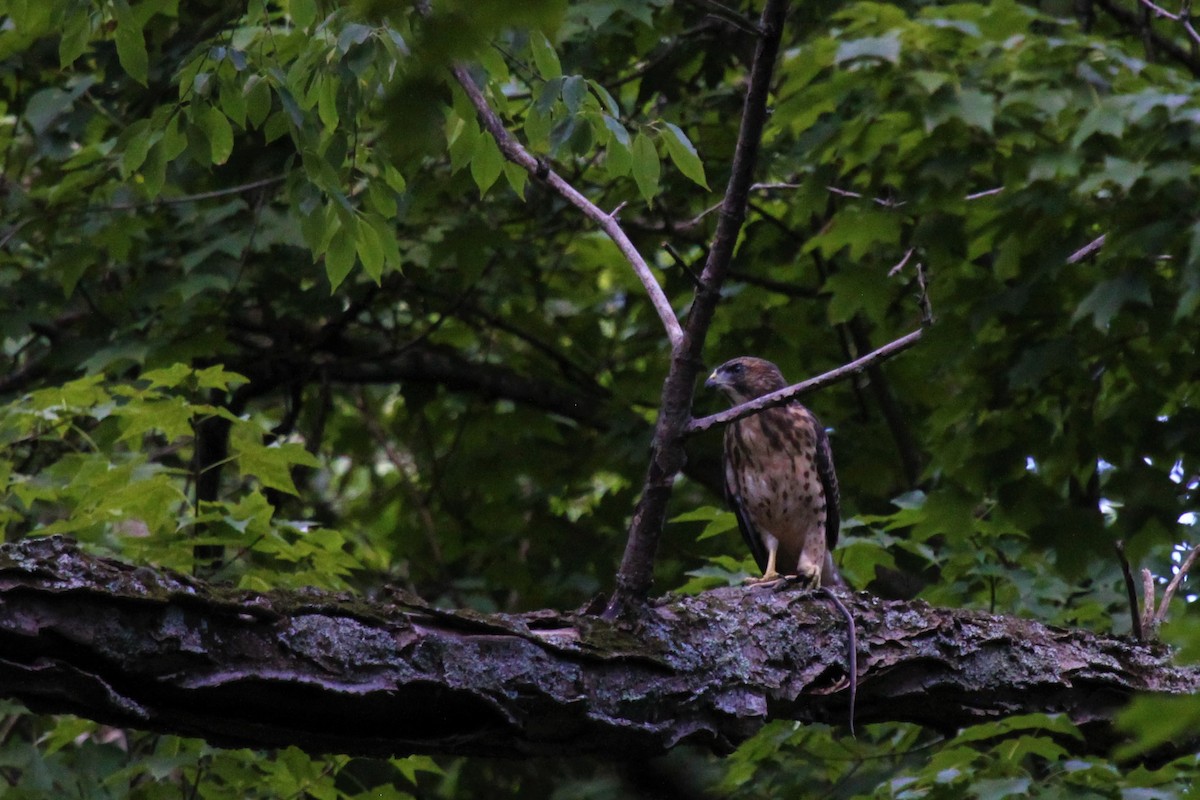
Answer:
0, 537, 1193, 759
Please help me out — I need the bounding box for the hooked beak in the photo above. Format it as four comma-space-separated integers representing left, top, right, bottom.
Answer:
704, 369, 725, 389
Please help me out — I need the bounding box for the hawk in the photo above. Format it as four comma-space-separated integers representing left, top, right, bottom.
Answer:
705, 356, 841, 587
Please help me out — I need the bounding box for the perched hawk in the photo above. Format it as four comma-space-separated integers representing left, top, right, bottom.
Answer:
706, 356, 841, 587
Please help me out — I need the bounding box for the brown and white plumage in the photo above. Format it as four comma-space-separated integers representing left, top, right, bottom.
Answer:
705, 357, 840, 587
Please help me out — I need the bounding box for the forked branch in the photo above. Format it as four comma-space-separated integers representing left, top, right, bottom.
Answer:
606, 0, 792, 610
1140, 543, 1200, 639
450, 65, 684, 350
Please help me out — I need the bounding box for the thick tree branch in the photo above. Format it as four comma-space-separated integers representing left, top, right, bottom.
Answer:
687, 328, 924, 435
449, 65, 684, 350
0, 537, 1194, 760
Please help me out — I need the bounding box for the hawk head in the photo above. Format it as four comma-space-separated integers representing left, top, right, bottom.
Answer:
705, 357, 788, 403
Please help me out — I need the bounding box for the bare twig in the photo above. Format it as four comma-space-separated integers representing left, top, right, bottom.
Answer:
916, 261, 934, 325
826, 185, 905, 208
1141, 568, 1157, 638
1067, 234, 1107, 264
0, 218, 32, 251
887, 248, 915, 277
1115, 540, 1144, 641
449, 65, 684, 350
108, 176, 287, 210
686, 328, 924, 435
679, 0, 762, 35
662, 243, 703, 289
1137, 0, 1200, 44
1094, 0, 1200, 75
965, 187, 1004, 200
1154, 543, 1200, 626
683, 181, 804, 228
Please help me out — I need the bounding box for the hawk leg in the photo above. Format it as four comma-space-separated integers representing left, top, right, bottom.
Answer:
791, 559, 822, 589
743, 543, 783, 585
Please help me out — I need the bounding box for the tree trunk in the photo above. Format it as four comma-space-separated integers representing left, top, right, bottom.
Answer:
0, 537, 1191, 759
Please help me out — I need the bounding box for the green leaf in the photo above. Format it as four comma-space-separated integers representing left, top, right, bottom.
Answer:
504, 161, 528, 197
289, 0, 317, 29
219, 79, 247, 127
116, 397, 194, 442
317, 76, 339, 129
118, 119, 155, 177
325, 221, 357, 290
602, 114, 630, 147
59, 11, 91, 67
1116, 695, 1200, 759
244, 75, 272, 128
201, 105, 234, 165
529, 30, 562, 79
972, 778, 1032, 800
355, 216, 385, 283
1078, 156, 1144, 194
562, 75, 587, 114
1071, 102, 1126, 148
113, 0, 148, 85
470, 137, 504, 196
192, 365, 249, 391
231, 423, 320, 496
835, 33, 901, 65
630, 132, 660, 204
588, 80, 619, 115
696, 513, 737, 541
336, 23, 372, 55
953, 89, 995, 132
448, 113, 480, 173
162, 114, 187, 159
823, 263, 894, 324
660, 122, 708, 189
1071, 274, 1152, 329
808, 206, 902, 260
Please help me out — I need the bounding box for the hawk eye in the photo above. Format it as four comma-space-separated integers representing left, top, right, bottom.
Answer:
728, 362, 744, 375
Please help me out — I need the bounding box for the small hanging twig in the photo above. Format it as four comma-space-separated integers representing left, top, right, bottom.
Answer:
662, 243, 703, 290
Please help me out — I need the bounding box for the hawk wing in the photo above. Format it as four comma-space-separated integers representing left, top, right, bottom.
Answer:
723, 424, 769, 573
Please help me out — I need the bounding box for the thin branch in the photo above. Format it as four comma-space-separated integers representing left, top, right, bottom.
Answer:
679, 0, 762, 35
107, 176, 287, 210
687, 328, 924, 435
1141, 568, 1158, 637
916, 261, 934, 325
887, 248, 915, 277
0, 218, 32, 251
1067, 234, 1107, 264
1154, 543, 1200, 626
662, 243, 703, 289
965, 187, 1004, 200
683, 182, 803, 228
1115, 540, 1144, 641
449, 65, 684, 350
1094, 0, 1200, 75
1137, 0, 1200, 44
826, 185, 905, 208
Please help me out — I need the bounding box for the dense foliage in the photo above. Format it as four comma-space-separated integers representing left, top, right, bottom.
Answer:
2, 0, 1199, 796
